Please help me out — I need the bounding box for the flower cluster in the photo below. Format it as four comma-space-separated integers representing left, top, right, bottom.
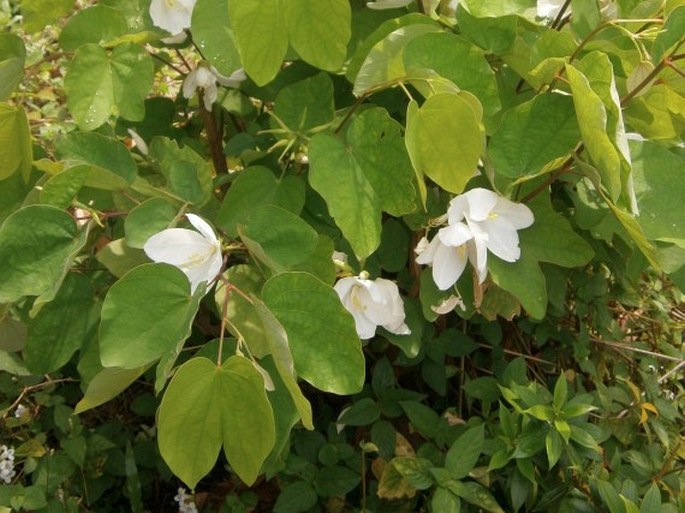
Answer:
174, 487, 198, 513
144, 214, 223, 294
335, 272, 410, 340
416, 188, 534, 290
0, 445, 16, 484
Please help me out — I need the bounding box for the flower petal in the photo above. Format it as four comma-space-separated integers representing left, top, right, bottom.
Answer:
493, 198, 534, 229
482, 218, 521, 262
186, 213, 218, 245
415, 235, 440, 265
437, 222, 473, 247
144, 228, 213, 266
432, 239, 468, 290
468, 235, 489, 284
182, 71, 198, 99
463, 188, 498, 222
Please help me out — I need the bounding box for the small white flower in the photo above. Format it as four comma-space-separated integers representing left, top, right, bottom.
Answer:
14, 404, 28, 418
334, 273, 410, 340
537, 0, 569, 18
0, 445, 16, 484
174, 487, 198, 513
183, 65, 246, 111
127, 129, 149, 156
332, 250, 348, 266
149, 0, 196, 34
144, 213, 223, 294
366, 0, 413, 9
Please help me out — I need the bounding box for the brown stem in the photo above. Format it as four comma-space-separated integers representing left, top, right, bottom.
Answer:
199, 94, 228, 175
520, 145, 582, 203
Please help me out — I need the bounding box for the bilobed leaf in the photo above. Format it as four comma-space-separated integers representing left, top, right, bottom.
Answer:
274, 73, 335, 133
403, 32, 501, 116
99, 263, 202, 369
0, 103, 32, 181
59, 5, 128, 51
456, 6, 517, 54
262, 272, 365, 395
124, 198, 178, 249
24, 274, 95, 374
0, 34, 26, 101
285, 0, 350, 71
445, 424, 485, 479
405, 92, 484, 194
110, 43, 154, 122
158, 356, 275, 488
228, 0, 287, 85
489, 94, 580, 179
0, 205, 84, 304
240, 205, 319, 272
215, 166, 305, 237
192, 0, 242, 76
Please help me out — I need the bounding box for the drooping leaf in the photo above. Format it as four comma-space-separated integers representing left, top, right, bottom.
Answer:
0, 34, 26, 101
262, 272, 365, 395
74, 365, 149, 414
157, 356, 276, 488
99, 263, 202, 369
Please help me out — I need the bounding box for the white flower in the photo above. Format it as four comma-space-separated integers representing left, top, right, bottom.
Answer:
183, 65, 246, 111
367, 0, 413, 9
0, 445, 15, 484
537, 0, 570, 19
144, 213, 223, 294
174, 487, 198, 513
416, 188, 534, 290
127, 129, 148, 156
334, 273, 410, 340
149, 0, 196, 34
14, 404, 28, 418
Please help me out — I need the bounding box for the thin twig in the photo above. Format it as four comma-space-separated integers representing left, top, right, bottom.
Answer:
591, 337, 683, 362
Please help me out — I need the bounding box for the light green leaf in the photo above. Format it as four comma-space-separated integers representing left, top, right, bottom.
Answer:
0, 205, 85, 304
64, 43, 153, 130
0, 34, 26, 101
445, 424, 485, 479
192, 0, 242, 76
652, 6, 685, 61
21, 0, 74, 33
99, 263, 201, 368
285, 0, 350, 71
24, 274, 95, 374
40, 167, 88, 208
461, 0, 535, 17
240, 205, 319, 272
553, 374, 568, 411
489, 94, 580, 179
124, 197, 178, 249
0, 103, 32, 181
158, 356, 275, 488
640, 484, 662, 513
403, 32, 501, 117
215, 166, 305, 237
254, 300, 314, 429
274, 73, 335, 133
96, 238, 149, 278
353, 23, 441, 96
228, 0, 287, 85
59, 5, 128, 51
74, 365, 149, 414
290, 234, 336, 285
545, 428, 563, 468
405, 92, 484, 194
456, 6, 517, 54
262, 272, 365, 395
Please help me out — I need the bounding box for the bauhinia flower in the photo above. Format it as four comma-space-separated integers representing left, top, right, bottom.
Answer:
149, 0, 196, 35
334, 273, 410, 340
366, 0, 413, 9
0, 445, 16, 484
144, 213, 223, 294
182, 65, 246, 111
416, 188, 534, 290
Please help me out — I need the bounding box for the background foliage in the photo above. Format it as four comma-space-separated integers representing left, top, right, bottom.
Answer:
0, 0, 683, 511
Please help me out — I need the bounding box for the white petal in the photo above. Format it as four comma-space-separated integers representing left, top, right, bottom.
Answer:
127, 129, 148, 156
214, 67, 247, 88
366, 0, 413, 9
467, 235, 489, 284
182, 71, 198, 99
144, 228, 212, 266
149, 0, 195, 34
492, 198, 534, 229
352, 308, 378, 340
186, 213, 218, 244
464, 188, 498, 222
415, 235, 440, 265
161, 31, 188, 45
334, 276, 358, 303
432, 240, 468, 290
446, 195, 469, 224
482, 218, 521, 262
437, 222, 473, 247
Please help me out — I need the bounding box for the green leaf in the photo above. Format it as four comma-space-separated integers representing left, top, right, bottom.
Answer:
274, 73, 335, 133
59, 5, 128, 51
445, 424, 485, 479
461, 0, 535, 17
285, 0, 350, 71
353, 23, 441, 95
228, 0, 287, 85
124, 197, 178, 249
403, 32, 501, 117
254, 300, 314, 429
96, 238, 149, 278
392, 457, 434, 490
445, 480, 505, 513
545, 428, 563, 468
652, 6, 685, 61
489, 194, 594, 318
273, 481, 318, 513
262, 272, 365, 395
99, 263, 201, 368
0, 205, 84, 304
158, 356, 276, 488
0, 103, 32, 181
595, 479, 625, 513
40, 167, 88, 208
0, 34, 26, 101
21, 0, 74, 33
400, 400, 440, 439
406, 93, 483, 195
489, 94, 580, 179
240, 205, 319, 272
24, 274, 95, 374
215, 166, 305, 237
314, 465, 361, 497
640, 484, 662, 513
432, 487, 462, 513
191, 0, 242, 76
456, 6, 517, 54
74, 365, 149, 414
338, 398, 381, 427
553, 374, 568, 411
64, 42, 153, 130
